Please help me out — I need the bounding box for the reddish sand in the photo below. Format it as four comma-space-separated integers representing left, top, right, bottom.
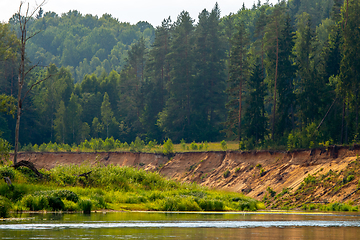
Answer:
14, 146, 360, 203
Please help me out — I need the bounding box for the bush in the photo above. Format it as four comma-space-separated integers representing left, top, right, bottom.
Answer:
78, 199, 92, 213
52, 190, 79, 202
21, 143, 34, 152
220, 140, 227, 151
162, 139, 174, 155
160, 196, 201, 211
190, 141, 198, 150
104, 137, 115, 151
130, 137, 145, 152
0, 165, 15, 180
266, 187, 276, 198
0, 196, 11, 218
223, 169, 230, 178
180, 139, 186, 150
304, 174, 317, 185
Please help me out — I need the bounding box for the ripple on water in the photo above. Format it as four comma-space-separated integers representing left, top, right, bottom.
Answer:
1, 220, 360, 230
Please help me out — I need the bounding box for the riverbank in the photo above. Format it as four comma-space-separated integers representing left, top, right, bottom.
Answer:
13, 146, 360, 209
0, 163, 263, 218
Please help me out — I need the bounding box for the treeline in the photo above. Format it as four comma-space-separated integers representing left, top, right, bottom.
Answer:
0, 0, 359, 150
9, 9, 155, 83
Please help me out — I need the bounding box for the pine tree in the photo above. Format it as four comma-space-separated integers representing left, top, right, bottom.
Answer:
142, 17, 171, 141
339, 0, 360, 141
158, 11, 195, 142
243, 62, 267, 142
101, 92, 114, 138
264, 4, 284, 140
193, 4, 226, 141
225, 21, 250, 141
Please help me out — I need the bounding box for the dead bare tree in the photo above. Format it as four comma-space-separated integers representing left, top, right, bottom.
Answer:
13, 0, 49, 165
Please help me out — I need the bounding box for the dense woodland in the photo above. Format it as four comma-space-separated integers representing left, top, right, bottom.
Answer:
0, 0, 359, 150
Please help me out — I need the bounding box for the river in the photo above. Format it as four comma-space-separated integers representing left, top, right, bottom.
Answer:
1, 211, 360, 239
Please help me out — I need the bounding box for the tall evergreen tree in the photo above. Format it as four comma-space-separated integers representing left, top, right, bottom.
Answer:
142, 18, 171, 141
101, 92, 114, 138
243, 62, 267, 142
193, 4, 226, 141
225, 21, 250, 141
158, 11, 195, 142
339, 0, 360, 141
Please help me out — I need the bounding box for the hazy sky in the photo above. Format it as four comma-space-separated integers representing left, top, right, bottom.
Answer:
1, 0, 278, 27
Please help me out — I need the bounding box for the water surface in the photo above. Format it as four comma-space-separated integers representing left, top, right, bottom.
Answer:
1, 211, 360, 239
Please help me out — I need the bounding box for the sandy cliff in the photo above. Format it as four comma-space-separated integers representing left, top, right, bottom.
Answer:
15, 146, 360, 205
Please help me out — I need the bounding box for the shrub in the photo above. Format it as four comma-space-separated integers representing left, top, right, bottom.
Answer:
130, 137, 145, 152
204, 141, 209, 151
146, 140, 157, 150
223, 169, 230, 178
220, 140, 227, 151
162, 139, 174, 155
0, 165, 15, 180
53, 190, 79, 202
0, 196, 11, 218
104, 137, 115, 151
48, 196, 65, 210
78, 199, 92, 213
304, 174, 317, 185
160, 196, 201, 211
0, 137, 11, 162
39, 143, 47, 152
21, 143, 34, 152
63, 199, 78, 211
266, 187, 276, 198
190, 141, 198, 150
180, 139, 186, 150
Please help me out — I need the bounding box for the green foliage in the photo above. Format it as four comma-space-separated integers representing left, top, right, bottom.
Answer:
78, 199, 92, 213
0, 137, 11, 162
130, 137, 145, 152
180, 139, 186, 150
0, 196, 11, 218
303, 174, 317, 185
190, 141, 198, 150
0, 165, 15, 180
266, 187, 276, 198
223, 169, 230, 178
220, 140, 227, 151
162, 139, 174, 155
0, 163, 262, 213
19, 189, 79, 211
287, 123, 319, 150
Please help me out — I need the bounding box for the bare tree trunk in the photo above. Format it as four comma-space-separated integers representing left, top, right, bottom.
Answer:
13, 1, 47, 165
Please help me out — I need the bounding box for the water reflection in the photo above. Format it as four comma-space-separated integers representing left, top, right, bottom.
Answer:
1, 211, 360, 240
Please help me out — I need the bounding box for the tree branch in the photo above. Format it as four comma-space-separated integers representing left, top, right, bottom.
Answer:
21, 74, 53, 103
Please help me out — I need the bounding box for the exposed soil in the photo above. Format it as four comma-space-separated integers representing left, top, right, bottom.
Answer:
13, 146, 360, 205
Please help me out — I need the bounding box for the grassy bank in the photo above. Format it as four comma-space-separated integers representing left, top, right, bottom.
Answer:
0, 161, 263, 217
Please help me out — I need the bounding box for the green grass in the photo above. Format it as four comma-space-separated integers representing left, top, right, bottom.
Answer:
0, 162, 262, 216
19, 138, 245, 154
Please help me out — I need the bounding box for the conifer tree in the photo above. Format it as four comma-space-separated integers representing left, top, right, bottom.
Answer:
101, 92, 114, 138
158, 11, 195, 142
225, 21, 249, 141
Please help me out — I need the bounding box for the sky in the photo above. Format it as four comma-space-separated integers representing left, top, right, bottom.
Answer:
0, 0, 278, 27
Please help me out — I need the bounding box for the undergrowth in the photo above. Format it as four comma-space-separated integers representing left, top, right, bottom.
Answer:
0, 162, 263, 217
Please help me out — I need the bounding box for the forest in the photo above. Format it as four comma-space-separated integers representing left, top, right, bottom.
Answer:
0, 0, 359, 151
